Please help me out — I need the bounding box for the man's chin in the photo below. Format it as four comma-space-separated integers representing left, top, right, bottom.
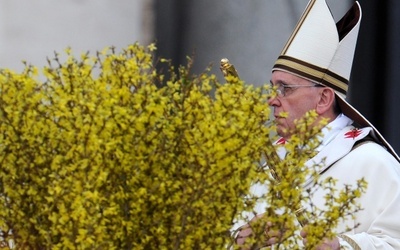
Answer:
276, 126, 289, 139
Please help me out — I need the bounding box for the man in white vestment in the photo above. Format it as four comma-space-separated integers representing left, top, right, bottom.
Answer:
236, 0, 400, 249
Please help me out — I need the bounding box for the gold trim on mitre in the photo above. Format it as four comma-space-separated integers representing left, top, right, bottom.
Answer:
281, 0, 317, 55
274, 55, 348, 95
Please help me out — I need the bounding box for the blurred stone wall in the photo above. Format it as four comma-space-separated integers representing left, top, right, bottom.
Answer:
0, 0, 153, 72
154, 0, 351, 86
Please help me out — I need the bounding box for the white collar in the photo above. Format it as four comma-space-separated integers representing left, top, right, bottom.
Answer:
275, 113, 354, 158
316, 113, 353, 151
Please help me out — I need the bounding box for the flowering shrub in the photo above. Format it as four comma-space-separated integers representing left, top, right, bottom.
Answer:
0, 43, 365, 249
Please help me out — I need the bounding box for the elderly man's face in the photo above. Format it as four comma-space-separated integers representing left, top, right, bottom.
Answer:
268, 71, 322, 138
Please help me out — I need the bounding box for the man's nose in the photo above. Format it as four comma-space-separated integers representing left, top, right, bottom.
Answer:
268, 95, 279, 107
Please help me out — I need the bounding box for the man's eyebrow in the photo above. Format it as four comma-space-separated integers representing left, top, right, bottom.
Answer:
270, 80, 287, 85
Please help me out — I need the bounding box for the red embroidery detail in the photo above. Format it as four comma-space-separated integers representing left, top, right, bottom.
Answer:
344, 128, 362, 139
276, 137, 286, 145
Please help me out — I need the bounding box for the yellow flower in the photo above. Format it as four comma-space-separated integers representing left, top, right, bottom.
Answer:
0, 43, 366, 249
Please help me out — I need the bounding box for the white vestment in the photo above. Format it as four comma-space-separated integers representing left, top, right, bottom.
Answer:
301, 114, 400, 249
241, 114, 400, 249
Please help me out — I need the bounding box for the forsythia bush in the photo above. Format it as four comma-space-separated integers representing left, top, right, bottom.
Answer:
0, 43, 365, 249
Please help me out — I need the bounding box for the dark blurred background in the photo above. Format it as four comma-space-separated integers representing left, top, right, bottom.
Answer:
154, 0, 400, 153
351, 0, 400, 153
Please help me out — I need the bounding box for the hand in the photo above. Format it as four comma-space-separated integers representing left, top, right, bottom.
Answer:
300, 229, 340, 250
235, 214, 283, 249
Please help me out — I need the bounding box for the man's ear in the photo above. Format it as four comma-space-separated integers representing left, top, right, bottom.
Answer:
316, 88, 336, 115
